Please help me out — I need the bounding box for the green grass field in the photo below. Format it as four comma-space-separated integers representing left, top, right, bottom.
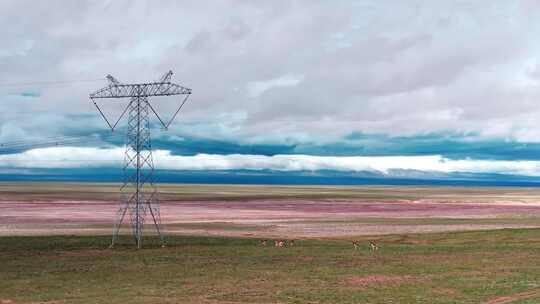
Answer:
2, 229, 540, 303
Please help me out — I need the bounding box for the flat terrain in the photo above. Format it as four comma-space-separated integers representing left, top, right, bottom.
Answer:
2, 183, 540, 237
2, 182, 540, 202
3, 183, 540, 303
2, 230, 540, 304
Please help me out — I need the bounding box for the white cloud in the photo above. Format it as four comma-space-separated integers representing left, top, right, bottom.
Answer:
1, 1, 540, 145
246, 74, 304, 98
2, 146, 540, 177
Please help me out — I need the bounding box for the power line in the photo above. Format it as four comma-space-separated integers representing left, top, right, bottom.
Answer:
0, 160, 122, 163
0, 133, 125, 152
0, 78, 105, 88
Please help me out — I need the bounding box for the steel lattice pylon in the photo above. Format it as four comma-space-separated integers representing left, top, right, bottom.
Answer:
90, 71, 191, 249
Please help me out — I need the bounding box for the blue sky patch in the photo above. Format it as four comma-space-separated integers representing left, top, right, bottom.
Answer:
19, 91, 40, 98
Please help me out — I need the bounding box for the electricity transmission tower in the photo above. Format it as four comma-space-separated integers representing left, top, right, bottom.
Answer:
90, 71, 191, 249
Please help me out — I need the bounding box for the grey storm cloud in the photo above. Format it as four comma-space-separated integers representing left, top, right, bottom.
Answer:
1, 1, 540, 144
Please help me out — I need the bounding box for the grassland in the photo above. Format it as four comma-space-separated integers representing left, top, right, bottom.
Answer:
3, 183, 540, 303
2, 229, 540, 303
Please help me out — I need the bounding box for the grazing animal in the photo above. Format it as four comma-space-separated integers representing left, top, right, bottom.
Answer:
288, 240, 295, 247
369, 240, 379, 251
260, 239, 268, 246
274, 240, 279, 247
352, 241, 359, 250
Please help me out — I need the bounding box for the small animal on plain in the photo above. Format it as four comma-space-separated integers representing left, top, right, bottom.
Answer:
260, 239, 268, 246
276, 240, 286, 247
369, 241, 379, 251
352, 241, 359, 250
288, 240, 295, 247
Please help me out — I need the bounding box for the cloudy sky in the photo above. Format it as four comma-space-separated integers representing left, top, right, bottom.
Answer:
2, 1, 540, 184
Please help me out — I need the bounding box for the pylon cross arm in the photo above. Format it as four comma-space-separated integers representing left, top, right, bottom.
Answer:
90, 82, 191, 99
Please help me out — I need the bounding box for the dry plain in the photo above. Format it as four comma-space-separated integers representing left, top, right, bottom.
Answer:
2, 183, 540, 238
3, 183, 540, 303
